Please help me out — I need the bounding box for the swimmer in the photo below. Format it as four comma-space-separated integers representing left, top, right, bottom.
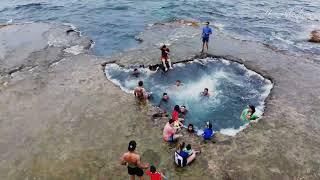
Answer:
160, 44, 173, 71
176, 80, 181, 87
159, 93, 172, 116
132, 68, 140, 78
179, 105, 188, 118
134, 81, 149, 101
202, 122, 214, 140
201, 88, 210, 97
240, 105, 259, 122
120, 140, 149, 180
163, 119, 182, 142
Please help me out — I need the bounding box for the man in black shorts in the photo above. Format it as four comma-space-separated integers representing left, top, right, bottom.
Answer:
120, 140, 149, 180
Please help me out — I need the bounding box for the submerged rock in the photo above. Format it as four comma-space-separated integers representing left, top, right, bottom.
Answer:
309, 30, 320, 43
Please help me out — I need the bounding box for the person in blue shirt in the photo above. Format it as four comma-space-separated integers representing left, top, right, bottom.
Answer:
201, 21, 213, 53
202, 121, 214, 140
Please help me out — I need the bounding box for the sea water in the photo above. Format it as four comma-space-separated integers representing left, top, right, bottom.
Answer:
0, 0, 319, 56
105, 58, 273, 136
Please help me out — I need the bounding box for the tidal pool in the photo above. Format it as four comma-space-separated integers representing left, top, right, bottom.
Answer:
105, 58, 272, 136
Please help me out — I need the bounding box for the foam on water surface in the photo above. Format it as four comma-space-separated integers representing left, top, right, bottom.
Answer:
105, 57, 273, 136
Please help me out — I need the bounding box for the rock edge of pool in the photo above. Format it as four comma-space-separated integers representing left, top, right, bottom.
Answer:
0, 22, 320, 180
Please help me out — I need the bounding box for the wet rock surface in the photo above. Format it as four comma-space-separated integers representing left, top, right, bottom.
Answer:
0, 22, 320, 179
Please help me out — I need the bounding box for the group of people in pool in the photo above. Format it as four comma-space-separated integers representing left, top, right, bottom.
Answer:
121, 21, 259, 180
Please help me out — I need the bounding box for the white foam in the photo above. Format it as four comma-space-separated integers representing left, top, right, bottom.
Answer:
63, 45, 84, 55
219, 124, 248, 136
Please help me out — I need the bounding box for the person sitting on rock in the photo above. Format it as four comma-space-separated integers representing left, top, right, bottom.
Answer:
240, 105, 259, 122
174, 142, 198, 167
160, 44, 173, 71
163, 119, 182, 142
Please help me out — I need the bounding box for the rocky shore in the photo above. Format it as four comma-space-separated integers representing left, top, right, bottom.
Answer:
0, 22, 320, 179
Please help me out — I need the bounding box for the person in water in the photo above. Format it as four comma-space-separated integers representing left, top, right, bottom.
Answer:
174, 142, 198, 167
202, 122, 214, 140
176, 80, 181, 87
145, 165, 166, 180
134, 81, 149, 101
240, 105, 259, 122
179, 105, 188, 119
160, 44, 173, 71
158, 93, 172, 116
163, 119, 183, 142
120, 140, 149, 180
132, 68, 140, 78
201, 88, 210, 97
201, 21, 213, 53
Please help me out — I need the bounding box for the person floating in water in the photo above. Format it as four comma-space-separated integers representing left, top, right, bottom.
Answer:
160, 44, 173, 71
134, 81, 150, 101
240, 105, 259, 122
132, 68, 140, 78
201, 88, 210, 97
120, 140, 149, 180
175, 80, 181, 87
163, 119, 183, 142
201, 21, 213, 53
202, 122, 214, 140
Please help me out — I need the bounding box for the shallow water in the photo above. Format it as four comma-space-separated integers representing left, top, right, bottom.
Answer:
105, 58, 273, 135
0, 0, 319, 56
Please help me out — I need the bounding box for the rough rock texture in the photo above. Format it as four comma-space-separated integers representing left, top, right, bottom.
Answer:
309, 30, 320, 43
0, 22, 320, 180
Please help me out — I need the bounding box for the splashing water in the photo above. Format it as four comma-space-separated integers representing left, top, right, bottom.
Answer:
105, 58, 272, 136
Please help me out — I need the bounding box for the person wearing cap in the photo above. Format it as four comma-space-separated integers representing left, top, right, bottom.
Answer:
120, 140, 149, 180
160, 44, 173, 71
201, 21, 213, 53
202, 122, 214, 140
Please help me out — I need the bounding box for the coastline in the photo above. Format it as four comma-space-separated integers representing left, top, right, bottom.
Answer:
0, 22, 320, 179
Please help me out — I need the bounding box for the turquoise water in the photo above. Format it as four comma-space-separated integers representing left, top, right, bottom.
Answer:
105, 58, 273, 135
0, 0, 319, 56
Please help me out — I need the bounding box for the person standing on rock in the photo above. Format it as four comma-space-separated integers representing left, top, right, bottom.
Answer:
120, 140, 149, 180
160, 44, 173, 71
201, 22, 213, 53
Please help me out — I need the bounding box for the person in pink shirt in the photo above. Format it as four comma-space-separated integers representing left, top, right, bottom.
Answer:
163, 119, 182, 142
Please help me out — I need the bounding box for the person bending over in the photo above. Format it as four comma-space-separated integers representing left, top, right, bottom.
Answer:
240, 105, 259, 122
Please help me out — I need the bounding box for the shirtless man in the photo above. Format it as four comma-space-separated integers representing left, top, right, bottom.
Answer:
201, 88, 210, 97
120, 140, 149, 180
134, 81, 148, 101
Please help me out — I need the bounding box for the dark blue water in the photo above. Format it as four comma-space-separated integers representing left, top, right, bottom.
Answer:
105, 58, 272, 135
0, 0, 319, 56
